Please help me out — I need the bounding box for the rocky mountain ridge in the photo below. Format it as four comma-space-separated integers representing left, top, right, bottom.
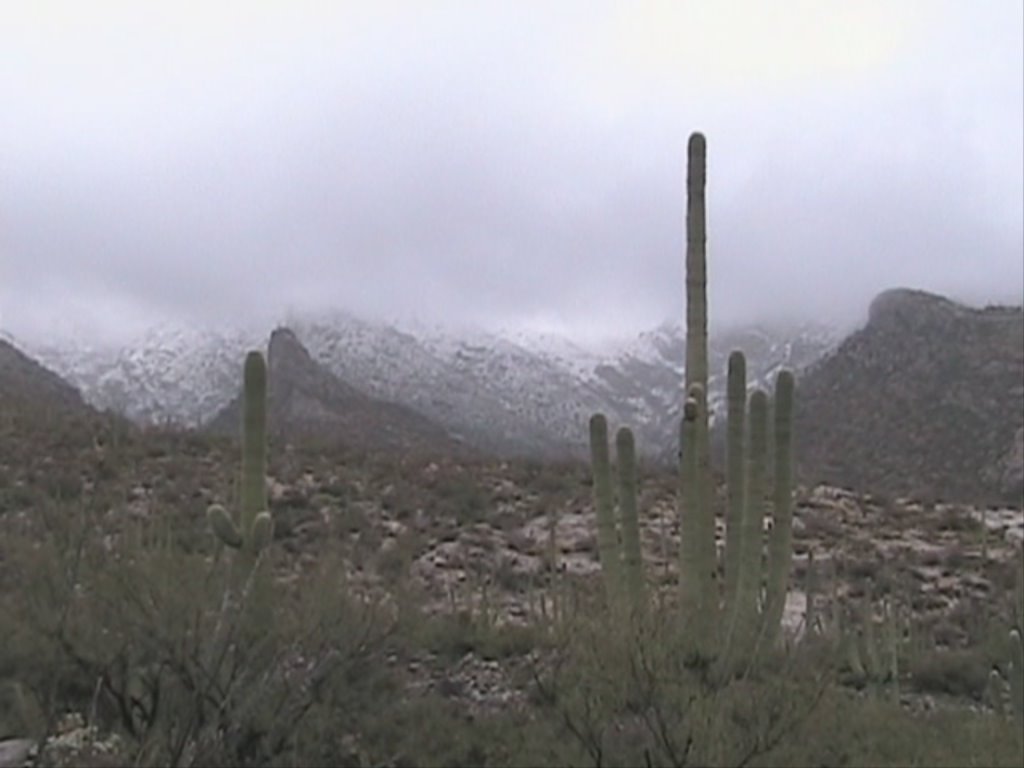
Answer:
20, 312, 842, 461
11, 288, 1022, 505
794, 288, 1024, 505
0, 338, 87, 415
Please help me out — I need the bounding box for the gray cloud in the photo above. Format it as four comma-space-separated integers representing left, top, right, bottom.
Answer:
2, 1, 1021, 345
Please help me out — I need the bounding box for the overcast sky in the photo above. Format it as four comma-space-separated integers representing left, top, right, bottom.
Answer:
2, 1, 1021, 345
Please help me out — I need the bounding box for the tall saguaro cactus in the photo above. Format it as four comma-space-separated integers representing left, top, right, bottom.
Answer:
208, 351, 274, 580
679, 132, 797, 667
680, 132, 718, 657
588, 131, 798, 672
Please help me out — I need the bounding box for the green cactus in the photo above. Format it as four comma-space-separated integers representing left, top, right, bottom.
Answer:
723, 389, 769, 666
589, 417, 646, 616
763, 370, 795, 650
207, 350, 274, 577
587, 131, 798, 672
680, 130, 718, 655
616, 427, 645, 609
590, 414, 622, 609
722, 352, 747, 609
684, 133, 709, 415
680, 383, 718, 657
680, 131, 796, 667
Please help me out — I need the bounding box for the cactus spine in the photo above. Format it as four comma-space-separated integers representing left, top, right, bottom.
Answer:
207, 351, 274, 578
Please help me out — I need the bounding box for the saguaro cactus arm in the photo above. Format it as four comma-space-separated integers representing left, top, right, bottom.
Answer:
725, 389, 769, 665
763, 370, 795, 649
723, 351, 747, 614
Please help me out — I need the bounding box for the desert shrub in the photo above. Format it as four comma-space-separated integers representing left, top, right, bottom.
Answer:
770, 686, 1023, 768
348, 692, 539, 768
528, 601, 835, 768
907, 648, 990, 700
432, 473, 490, 526
0, 501, 399, 767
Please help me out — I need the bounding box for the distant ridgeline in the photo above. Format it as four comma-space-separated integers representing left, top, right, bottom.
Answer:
792, 288, 1024, 506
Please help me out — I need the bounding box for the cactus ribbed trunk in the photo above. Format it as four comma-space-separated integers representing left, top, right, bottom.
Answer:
723, 351, 747, 618
590, 414, 621, 609
240, 351, 267, 568
762, 370, 795, 650
679, 394, 699, 618
616, 427, 645, 609
727, 389, 768, 666
685, 132, 708, 406
206, 349, 274, 626
682, 132, 716, 658
680, 386, 714, 656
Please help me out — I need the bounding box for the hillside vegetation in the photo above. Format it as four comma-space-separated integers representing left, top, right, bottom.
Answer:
0, 134, 1021, 768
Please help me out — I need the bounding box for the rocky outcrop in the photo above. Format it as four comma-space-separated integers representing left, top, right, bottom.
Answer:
794, 288, 1024, 506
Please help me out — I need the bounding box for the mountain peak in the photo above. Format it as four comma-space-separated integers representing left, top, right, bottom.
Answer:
267, 326, 316, 381
208, 330, 462, 457
269, 325, 301, 348
867, 287, 965, 329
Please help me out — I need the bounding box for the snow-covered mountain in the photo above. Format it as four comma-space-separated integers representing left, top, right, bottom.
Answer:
28, 325, 261, 427
21, 312, 844, 462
